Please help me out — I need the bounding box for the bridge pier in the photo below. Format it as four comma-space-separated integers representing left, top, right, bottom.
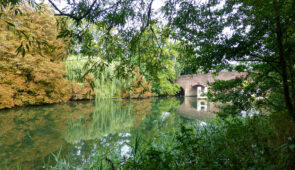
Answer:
183, 86, 208, 97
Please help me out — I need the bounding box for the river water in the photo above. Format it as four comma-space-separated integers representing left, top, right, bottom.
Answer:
0, 97, 217, 169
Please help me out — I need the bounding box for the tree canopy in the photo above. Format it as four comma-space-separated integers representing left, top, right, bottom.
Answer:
164, 0, 295, 118
2, 0, 295, 119
0, 3, 94, 109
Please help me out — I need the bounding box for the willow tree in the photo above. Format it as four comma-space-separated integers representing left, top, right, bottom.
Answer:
128, 24, 181, 96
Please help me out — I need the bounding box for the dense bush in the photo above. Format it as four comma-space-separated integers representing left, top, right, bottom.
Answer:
0, 4, 95, 109
119, 115, 295, 169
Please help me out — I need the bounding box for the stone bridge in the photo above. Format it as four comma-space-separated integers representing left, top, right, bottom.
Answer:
176, 71, 246, 97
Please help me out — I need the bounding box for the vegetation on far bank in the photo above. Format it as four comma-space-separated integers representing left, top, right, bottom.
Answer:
0, 4, 95, 109
0, 3, 183, 109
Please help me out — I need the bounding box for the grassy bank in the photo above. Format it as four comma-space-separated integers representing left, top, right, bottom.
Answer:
47, 112, 295, 169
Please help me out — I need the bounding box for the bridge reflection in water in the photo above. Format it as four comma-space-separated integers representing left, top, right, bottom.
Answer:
177, 97, 217, 120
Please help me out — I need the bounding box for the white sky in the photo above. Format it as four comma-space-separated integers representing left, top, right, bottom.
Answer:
38, 0, 165, 12
36, 0, 241, 65
37, 0, 233, 38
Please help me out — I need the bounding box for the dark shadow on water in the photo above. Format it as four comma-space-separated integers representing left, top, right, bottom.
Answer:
175, 87, 185, 96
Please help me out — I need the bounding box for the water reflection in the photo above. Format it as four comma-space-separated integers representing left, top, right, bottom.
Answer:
0, 97, 215, 169
177, 97, 217, 120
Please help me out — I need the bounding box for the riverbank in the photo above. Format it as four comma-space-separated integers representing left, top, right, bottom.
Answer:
0, 55, 158, 110
0, 58, 95, 110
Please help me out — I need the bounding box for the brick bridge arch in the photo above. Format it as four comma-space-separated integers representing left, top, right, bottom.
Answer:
176, 71, 246, 97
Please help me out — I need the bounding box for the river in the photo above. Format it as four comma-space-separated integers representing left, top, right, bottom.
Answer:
0, 97, 217, 169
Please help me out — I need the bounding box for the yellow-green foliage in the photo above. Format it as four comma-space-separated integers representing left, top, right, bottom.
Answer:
0, 3, 68, 59
122, 67, 154, 98
0, 3, 93, 109
65, 56, 123, 99
66, 56, 154, 99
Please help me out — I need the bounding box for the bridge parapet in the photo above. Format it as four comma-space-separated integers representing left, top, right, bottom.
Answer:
176, 71, 246, 97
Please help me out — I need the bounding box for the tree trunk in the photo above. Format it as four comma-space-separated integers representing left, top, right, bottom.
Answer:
273, 0, 295, 119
